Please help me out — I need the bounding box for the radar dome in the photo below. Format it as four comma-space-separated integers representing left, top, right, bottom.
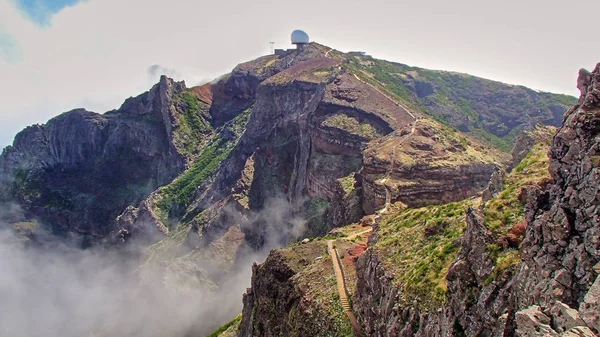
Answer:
291, 30, 309, 44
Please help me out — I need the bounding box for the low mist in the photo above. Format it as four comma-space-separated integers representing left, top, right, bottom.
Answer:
0, 229, 240, 337
0, 195, 310, 337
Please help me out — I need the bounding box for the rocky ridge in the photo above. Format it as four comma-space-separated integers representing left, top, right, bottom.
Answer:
0, 76, 188, 242
233, 63, 600, 336
0, 42, 581, 336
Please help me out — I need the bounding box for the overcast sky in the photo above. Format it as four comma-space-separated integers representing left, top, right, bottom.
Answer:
1, 0, 599, 147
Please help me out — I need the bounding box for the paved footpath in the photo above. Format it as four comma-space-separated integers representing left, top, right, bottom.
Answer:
326, 228, 372, 336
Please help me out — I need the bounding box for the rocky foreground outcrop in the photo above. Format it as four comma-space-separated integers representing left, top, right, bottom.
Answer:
352, 64, 600, 336
509, 64, 600, 334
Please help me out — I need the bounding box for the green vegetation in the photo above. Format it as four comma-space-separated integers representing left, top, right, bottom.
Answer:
278, 241, 354, 337
538, 93, 578, 109
157, 137, 232, 220
378, 118, 506, 170
141, 225, 199, 285
13, 168, 77, 211
480, 142, 550, 283
337, 173, 356, 197
301, 197, 331, 238
13, 168, 38, 197
375, 199, 476, 308
484, 249, 521, 285
346, 55, 576, 152
181, 92, 211, 134
323, 114, 382, 139
175, 91, 213, 157
372, 139, 550, 308
484, 143, 550, 236
304, 197, 330, 220
205, 315, 242, 337
346, 57, 421, 113
156, 106, 252, 224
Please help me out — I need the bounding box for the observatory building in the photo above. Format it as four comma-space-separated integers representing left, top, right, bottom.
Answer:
291, 30, 310, 47
274, 30, 310, 56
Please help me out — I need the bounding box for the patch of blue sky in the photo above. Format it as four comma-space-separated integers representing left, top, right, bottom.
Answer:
15, 0, 86, 26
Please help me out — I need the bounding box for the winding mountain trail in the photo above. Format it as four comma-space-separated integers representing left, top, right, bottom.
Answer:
349, 73, 419, 214
327, 227, 372, 337
378, 119, 418, 213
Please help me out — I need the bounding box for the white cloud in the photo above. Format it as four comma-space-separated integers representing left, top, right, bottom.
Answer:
0, 0, 275, 146
1, 0, 599, 147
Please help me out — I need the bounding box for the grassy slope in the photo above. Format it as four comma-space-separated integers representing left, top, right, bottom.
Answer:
482, 141, 552, 283
373, 138, 551, 309
174, 91, 213, 158
375, 199, 477, 308
277, 241, 354, 336
156, 106, 252, 224
369, 118, 507, 169
346, 55, 576, 151
206, 315, 242, 337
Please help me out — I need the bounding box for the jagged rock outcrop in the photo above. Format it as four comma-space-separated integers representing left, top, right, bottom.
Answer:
238, 250, 311, 337
482, 167, 505, 202
505, 63, 600, 333
351, 64, 600, 336
513, 302, 596, 336
0, 76, 188, 242
170, 47, 416, 249
237, 228, 370, 337
0, 43, 574, 249
354, 245, 445, 336
509, 125, 556, 171
204, 48, 580, 337
0, 42, 584, 337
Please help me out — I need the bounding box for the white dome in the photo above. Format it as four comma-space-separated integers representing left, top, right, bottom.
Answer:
291, 30, 309, 44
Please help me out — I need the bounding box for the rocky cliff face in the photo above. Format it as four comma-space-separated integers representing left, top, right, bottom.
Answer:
508, 64, 600, 334
0, 43, 572, 249
361, 119, 508, 212
352, 65, 600, 336
0, 76, 188, 242
237, 224, 371, 337
238, 242, 353, 337
234, 64, 598, 337
0, 42, 583, 337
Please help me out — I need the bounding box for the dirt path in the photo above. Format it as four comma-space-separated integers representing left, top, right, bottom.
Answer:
350, 73, 419, 214
346, 228, 373, 241
378, 117, 418, 214
326, 228, 371, 337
